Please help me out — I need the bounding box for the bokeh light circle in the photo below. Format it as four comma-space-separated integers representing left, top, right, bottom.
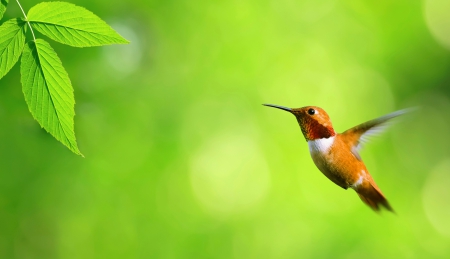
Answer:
422, 159, 450, 237
102, 22, 142, 77
190, 132, 270, 218
424, 0, 450, 49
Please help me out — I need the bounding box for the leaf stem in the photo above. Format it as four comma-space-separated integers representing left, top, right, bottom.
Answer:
15, 0, 36, 41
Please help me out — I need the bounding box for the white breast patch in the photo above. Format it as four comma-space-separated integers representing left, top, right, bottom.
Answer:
307, 136, 335, 154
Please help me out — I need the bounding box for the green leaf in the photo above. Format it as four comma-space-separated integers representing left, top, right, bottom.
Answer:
0, 0, 8, 20
27, 2, 129, 47
0, 18, 26, 80
21, 39, 82, 156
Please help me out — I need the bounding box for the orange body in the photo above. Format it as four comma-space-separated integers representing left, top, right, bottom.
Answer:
264, 104, 408, 212
309, 133, 392, 211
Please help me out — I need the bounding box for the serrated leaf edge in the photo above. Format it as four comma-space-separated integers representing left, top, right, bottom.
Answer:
21, 40, 83, 156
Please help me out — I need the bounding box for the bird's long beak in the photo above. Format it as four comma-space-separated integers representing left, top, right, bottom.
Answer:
263, 103, 292, 112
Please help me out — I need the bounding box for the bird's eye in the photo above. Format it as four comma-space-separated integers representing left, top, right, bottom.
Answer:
308, 108, 315, 115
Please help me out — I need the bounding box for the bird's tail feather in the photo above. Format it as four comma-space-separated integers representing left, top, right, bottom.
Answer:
356, 183, 394, 212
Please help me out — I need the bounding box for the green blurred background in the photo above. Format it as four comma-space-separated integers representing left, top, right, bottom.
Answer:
1, 0, 450, 258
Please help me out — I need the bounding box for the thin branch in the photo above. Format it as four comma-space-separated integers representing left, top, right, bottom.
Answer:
16, 0, 36, 41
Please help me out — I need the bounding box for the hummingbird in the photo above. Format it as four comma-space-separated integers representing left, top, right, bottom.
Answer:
264, 104, 409, 212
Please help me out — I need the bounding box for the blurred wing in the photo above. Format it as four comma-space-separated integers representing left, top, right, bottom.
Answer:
341, 108, 414, 160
